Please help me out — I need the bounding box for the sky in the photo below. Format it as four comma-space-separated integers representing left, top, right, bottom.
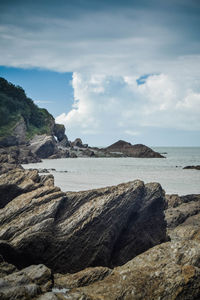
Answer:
0, 0, 200, 146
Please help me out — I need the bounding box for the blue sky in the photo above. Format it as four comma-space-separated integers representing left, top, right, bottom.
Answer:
0, 0, 200, 146
0, 66, 73, 116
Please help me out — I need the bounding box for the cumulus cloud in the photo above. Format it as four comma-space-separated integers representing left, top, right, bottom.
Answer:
56, 71, 200, 142
1, 0, 200, 144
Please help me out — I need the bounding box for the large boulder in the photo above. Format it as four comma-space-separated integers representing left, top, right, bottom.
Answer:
0, 168, 167, 274
29, 135, 57, 159
67, 240, 200, 300
106, 140, 164, 158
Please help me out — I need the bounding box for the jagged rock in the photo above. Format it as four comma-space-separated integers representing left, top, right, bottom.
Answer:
0, 162, 23, 175
0, 146, 41, 169
53, 124, 65, 142
105, 140, 164, 158
71, 138, 84, 148
29, 135, 57, 159
67, 240, 200, 300
58, 136, 70, 147
54, 267, 112, 289
165, 194, 200, 246
183, 165, 200, 170
48, 149, 69, 159
0, 263, 52, 300
165, 195, 200, 229
0, 261, 18, 277
38, 292, 59, 300
0, 169, 167, 274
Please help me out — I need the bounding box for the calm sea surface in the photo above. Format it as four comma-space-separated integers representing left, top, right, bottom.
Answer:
23, 147, 200, 195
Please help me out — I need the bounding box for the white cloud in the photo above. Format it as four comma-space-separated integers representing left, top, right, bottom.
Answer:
56, 72, 200, 142
1, 1, 200, 144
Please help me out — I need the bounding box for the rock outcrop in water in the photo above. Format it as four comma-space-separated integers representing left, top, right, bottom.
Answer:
183, 165, 200, 170
105, 140, 164, 158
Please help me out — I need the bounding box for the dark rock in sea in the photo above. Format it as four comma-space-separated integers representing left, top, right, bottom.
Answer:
105, 140, 165, 158
0, 168, 167, 274
183, 165, 200, 170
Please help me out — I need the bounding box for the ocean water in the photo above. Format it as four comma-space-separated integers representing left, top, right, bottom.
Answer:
23, 147, 200, 195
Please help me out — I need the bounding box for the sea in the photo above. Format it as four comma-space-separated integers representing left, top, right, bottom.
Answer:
23, 147, 200, 196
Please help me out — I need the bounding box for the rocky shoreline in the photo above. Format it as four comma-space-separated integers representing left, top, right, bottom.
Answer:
0, 163, 200, 299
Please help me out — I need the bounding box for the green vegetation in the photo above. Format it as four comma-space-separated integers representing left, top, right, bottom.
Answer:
0, 77, 54, 140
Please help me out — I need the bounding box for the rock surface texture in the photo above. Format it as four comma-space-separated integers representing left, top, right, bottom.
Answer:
61, 193, 200, 300
0, 168, 167, 274
0, 167, 200, 299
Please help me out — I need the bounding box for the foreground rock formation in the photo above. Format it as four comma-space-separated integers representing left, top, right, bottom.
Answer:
0, 165, 200, 299
0, 167, 167, 275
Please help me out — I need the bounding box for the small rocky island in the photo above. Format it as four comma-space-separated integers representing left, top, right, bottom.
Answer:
0, 77, 200, 299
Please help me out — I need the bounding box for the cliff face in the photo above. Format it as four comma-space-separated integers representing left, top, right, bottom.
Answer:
0, 77, 67, 148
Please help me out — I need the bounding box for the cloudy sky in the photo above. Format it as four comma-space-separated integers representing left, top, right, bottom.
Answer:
0, 0, 200, 146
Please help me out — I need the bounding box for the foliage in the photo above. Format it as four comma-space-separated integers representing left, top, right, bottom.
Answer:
0, 77, 54, 139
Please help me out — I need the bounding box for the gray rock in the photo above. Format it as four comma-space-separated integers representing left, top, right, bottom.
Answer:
67, 240, 200, 300
29, 135, 57, 158
0, 168, 167, 274
71, 138, 83, 148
